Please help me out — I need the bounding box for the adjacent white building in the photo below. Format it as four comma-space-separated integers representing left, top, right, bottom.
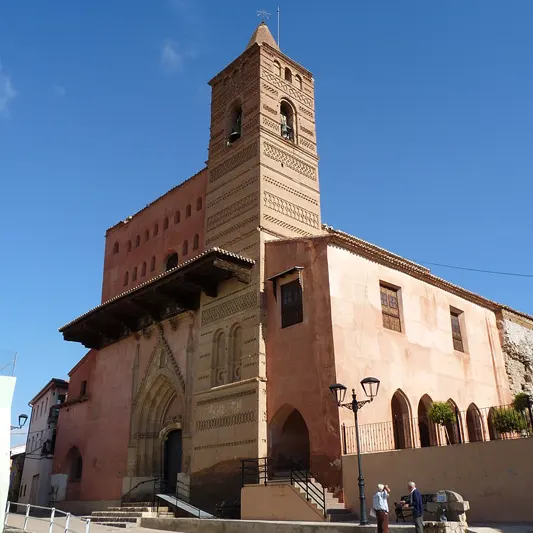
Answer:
18, 379, 68, 507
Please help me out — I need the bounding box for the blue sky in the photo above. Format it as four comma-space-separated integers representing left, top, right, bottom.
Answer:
2, 1, 532, 444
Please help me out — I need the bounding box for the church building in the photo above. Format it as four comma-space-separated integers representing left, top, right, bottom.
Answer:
51, 23, 533, 515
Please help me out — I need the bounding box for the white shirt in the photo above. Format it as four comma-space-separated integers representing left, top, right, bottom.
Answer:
373, 490, 389, 512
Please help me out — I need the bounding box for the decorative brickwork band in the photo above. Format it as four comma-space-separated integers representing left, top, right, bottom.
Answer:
207, 175, 258, 209
205, 215, 258, 246
263, 71, 314, 109
207, 193, 258, 232
263, 141, 317, 181
263, 175, 319, 205
263, 191, 320, 229
196, 388, 256, 407
196, 410, 256, 432
201, 291, 258, 326
210, 143, 258, 183
263, 215, 313, 237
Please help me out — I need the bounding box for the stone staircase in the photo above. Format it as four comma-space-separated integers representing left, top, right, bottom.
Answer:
83, 501, 174, 529
270, 473, 357, 522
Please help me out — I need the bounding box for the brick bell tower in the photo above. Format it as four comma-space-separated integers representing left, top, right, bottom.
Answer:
190, 22, 321, 507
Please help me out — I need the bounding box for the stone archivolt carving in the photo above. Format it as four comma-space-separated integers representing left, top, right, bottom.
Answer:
263, 70, 314, 109
210, 143, 258, 183
201, 291, 257, 326
207, 193, 258, 232
196, 410, 256, 432
263, 175, 318, 206
263, 191, 320, 229
263, 141, 317, 181
263, 214, 313, 237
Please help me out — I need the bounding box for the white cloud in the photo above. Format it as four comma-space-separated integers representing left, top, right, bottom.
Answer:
0, 60, 17, 117
161, 39, 185, 73
52, 85, 66, 97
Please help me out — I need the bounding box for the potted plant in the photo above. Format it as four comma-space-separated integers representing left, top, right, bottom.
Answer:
428, 402, 456, 444
491, 406, 527, 435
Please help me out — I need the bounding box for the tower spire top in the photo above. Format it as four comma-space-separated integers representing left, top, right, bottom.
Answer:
245, 21, 279, 51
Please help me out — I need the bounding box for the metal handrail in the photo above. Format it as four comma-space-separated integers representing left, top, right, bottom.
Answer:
120, 477, 159, 506
289, 461, 327, 517
5, 501, 91, 533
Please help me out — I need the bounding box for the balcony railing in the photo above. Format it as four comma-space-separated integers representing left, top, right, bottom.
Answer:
342, 403, 533, 455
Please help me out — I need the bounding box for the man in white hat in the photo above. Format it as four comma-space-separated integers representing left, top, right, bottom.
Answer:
372, 483, 391, 533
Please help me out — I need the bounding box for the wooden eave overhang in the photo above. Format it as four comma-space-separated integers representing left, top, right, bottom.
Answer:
59, 248, 255, 350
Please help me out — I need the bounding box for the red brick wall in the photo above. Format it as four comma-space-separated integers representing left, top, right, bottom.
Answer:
101, 169, 208, 302
265, 238, 342, 490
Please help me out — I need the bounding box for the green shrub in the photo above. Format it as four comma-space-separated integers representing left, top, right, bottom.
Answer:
491, 407, 527, 434
512, 392, 531, 412
427, 402, 456, 426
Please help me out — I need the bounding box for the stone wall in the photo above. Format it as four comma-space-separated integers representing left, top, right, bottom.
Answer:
343, 437, 533, 523
497, 309, 533, 396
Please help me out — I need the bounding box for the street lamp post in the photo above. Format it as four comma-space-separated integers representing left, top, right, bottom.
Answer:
10, 413, 28, 431
329, 377, 380, 526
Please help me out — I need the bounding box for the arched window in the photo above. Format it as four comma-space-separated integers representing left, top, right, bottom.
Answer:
132, 266, 137, 281
141, 262, 147, 277
212, 331, 226, 387
166, 253, 179, 271
127, 240, 132, 252
284, 67, 292, 83
417, 395, 437, 447
68, 447, 83, 482
182, 240, 188, 256
144, 229, 149, 242
163, 217, 169, 230
135, 235, 140, 248
186, 205, 192, 218
196, 197, 202, 211
150, 256, 156, 272
295, 74, 303, 90
273, 60, 281, 77
228, 102, 242, 145
391, 389, 413, 450
174, 211, 181, 224
466, 403, 484, 442
229, 325, 242, 383
112, 241, 119, 254
445, 399, 462, 445
124, 271, 129, 286
280, 100, 295, 142
153, 223, 159, 237
193, 234, 199, 250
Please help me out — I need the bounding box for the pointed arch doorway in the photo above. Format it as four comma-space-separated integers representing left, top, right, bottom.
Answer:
270, 406, 310, 472
163, 429, 182, 492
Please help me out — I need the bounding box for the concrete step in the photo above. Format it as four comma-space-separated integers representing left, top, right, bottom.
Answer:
92, 511, 147, 518
327, 509, 359, 523
107, 507, 151, 512
96, 522, 137, 529
84, 516, 140, 524
120, 501, 153, 507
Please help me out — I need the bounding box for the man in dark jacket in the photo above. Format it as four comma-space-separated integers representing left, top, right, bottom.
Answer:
406, 481, 424, 533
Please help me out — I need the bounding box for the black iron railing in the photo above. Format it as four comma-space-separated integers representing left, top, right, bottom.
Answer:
343, 402, 533, 455
121, 478, 159, 506
241, 457, 326, 517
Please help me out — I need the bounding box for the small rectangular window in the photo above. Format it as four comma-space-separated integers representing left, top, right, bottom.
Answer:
281, 280, 303, 329
380, 284, 402, 332
80, 381, 87, 396
450, 310, 464, 352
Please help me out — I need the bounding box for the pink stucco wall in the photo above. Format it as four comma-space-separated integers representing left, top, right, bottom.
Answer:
326, 244, 511, 432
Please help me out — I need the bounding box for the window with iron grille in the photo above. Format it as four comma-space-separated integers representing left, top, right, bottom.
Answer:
450, 310, 464, 352
281, 280, 303, 329
380, 284, 402, 332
